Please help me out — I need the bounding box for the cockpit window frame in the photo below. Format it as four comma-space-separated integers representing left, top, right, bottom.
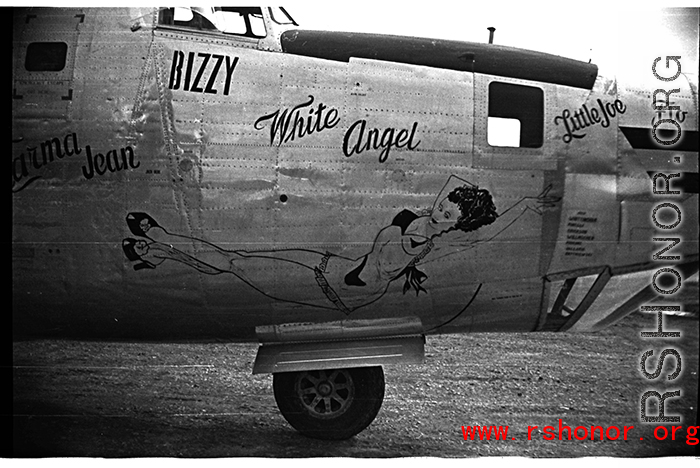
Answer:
156, 7, 268, 41
268, 7, 298, 26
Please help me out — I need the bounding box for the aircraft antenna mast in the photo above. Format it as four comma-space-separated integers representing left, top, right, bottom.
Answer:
487, 27, 496, 44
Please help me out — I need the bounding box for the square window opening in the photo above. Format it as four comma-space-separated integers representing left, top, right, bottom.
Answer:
488, 82, 543, 148
25, 42, 67, 72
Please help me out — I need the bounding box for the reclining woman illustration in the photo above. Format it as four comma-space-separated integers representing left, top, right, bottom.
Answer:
122, 175, 558, 315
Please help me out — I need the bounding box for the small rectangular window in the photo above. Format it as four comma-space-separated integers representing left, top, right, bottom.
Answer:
25, 42, 68, 72
488, 82, 543, 148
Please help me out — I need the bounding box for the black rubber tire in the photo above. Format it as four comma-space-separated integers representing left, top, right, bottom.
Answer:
273, 366, 385, 440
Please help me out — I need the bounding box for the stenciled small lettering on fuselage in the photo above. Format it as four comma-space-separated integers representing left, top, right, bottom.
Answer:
343, 120, 421, 163
554, 98, 627, 143
168, 50, 239, 96
254, 95, 340, 146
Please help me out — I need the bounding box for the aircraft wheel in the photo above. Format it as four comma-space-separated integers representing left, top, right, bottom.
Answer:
273, 366, 385, 440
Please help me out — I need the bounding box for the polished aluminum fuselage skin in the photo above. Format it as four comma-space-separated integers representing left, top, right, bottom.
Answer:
12, 8, 698, 340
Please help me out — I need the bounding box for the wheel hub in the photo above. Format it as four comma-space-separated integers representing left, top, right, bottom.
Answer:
295, 369, 355, 418
317, 381, 332, 396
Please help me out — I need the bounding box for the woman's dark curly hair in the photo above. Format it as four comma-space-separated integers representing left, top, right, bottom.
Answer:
447, 185, 498, 233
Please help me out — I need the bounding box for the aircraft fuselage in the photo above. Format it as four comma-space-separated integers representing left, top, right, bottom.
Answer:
12, 7, 699, 341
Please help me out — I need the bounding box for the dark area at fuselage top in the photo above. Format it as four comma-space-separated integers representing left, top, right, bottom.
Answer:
280, 30, 598, 90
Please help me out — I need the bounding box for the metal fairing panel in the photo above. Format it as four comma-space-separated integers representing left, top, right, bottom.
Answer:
280, 30, 599, 90
12, 7, 699, 341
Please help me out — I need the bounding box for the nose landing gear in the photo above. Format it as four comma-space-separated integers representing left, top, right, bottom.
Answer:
273, 366, 385, 440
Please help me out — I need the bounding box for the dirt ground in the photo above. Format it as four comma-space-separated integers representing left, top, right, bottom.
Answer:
12, 305, 699, 458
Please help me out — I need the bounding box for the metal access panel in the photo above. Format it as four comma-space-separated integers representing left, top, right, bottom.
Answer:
252, 335, 425, 374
